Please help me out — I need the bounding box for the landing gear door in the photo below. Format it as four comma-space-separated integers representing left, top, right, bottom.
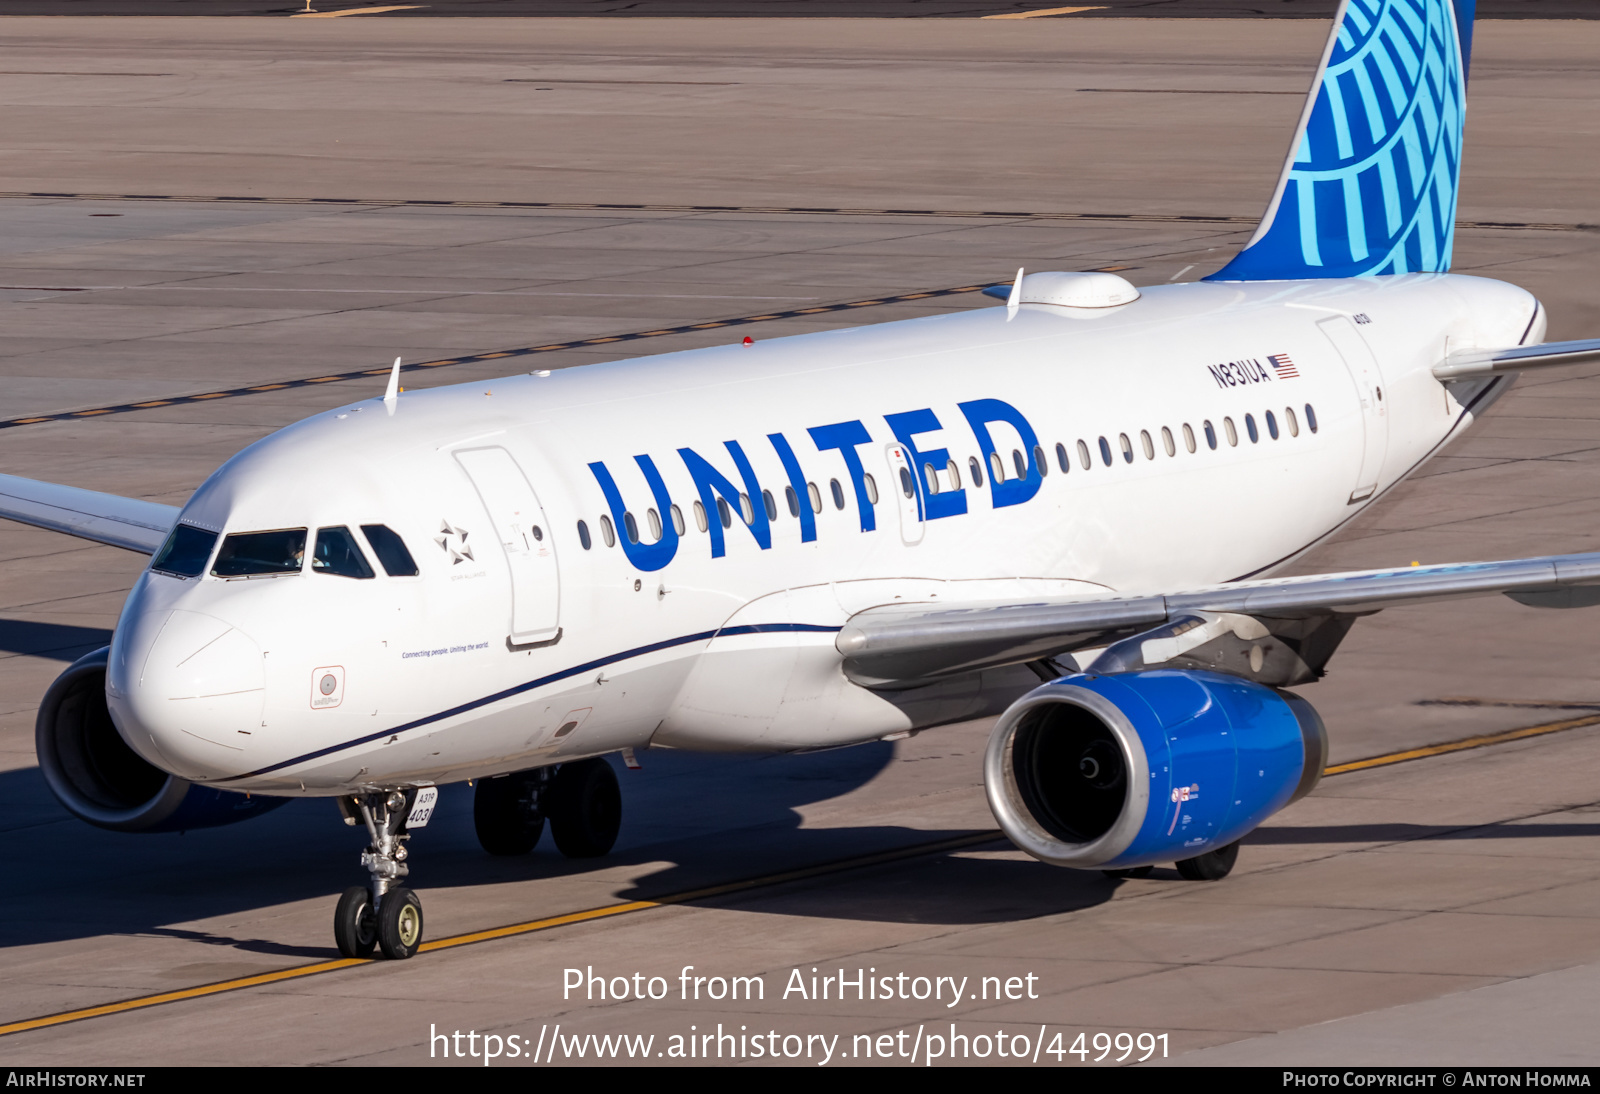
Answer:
1317, 315, 1389, 503
885, 443, 924, 546
454, 446, 560, 645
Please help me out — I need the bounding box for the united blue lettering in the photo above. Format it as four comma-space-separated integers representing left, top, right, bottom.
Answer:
807, 421, 878, 532
884, 409, 967, 520
592, 396, 1048, 573
677, 441, 771, 558
588, 456, 679, 572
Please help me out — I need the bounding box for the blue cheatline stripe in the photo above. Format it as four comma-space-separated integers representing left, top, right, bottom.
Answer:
215, 622, 841, 783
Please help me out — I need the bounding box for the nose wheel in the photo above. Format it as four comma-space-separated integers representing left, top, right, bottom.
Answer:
334, 790, 425, 960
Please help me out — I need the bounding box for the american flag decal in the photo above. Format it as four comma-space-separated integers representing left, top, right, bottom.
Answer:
1268, 352, 1299, 379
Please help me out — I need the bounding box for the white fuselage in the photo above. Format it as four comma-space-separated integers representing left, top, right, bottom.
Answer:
104, 273, 1541, 795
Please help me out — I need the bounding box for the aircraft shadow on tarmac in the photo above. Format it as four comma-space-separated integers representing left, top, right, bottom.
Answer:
7, 740, 1096, 955
0, 619, 111, 663
18, 723, 1596, 956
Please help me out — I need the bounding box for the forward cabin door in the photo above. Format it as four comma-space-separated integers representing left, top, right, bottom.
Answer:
1317, 315, 1389, 503
454, 446, 561, 645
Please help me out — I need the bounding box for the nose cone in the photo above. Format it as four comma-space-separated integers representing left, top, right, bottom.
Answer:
108, 607, 265, 781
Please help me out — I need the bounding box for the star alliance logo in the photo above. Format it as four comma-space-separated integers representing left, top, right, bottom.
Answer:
435, 520, 474, 565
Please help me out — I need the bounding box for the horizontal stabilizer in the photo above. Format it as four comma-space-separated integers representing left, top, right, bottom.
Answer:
1433, 338, 1600, 380
0, 473, 178, 555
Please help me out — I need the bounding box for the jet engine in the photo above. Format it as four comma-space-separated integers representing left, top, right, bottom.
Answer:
984, 670, 1326, 870
35, 646, 284, 832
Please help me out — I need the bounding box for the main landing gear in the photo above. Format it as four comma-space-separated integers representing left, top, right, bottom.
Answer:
474, 757, 622, 859
1101, 840, 1242, 882
334, 790, 425, 960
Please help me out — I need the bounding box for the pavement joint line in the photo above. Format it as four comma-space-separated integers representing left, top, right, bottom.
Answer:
1, 190, 1589, 233
0, 284, 987, 431
4, 711, 1599, 1040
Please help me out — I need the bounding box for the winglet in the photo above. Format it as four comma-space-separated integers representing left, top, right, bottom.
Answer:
1006, 267, 1025, 320
383, 356, 401, 410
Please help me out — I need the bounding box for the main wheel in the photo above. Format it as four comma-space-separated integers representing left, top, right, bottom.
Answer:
548, 757, 622, 858
333, 886, 377, 958
1175, 840, 1241, 881
1102, 865, 1154, 879
377, 886, 424, 959
474, 771, 546, 855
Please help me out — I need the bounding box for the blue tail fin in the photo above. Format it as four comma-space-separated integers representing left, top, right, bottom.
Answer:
1206, 0, 1475, 282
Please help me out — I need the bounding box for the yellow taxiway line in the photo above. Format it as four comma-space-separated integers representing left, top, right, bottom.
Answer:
5, 711, 1599, 1039
982, 6, 1108, 18
290, 5, 425, 17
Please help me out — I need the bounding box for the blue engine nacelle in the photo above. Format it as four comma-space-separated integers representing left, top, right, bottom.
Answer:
984, 670, 1326, 869
35, 647, 287, 833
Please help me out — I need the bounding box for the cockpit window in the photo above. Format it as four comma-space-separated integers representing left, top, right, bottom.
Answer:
151, 524, 218, 578
360, 524, 419, 577
313, 526, 375, 579
211, 529, 306, 578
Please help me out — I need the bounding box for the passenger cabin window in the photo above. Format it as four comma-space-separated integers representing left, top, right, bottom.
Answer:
1055, 443, 1069, 473
1306, 403, 1319, 433
670, 504, 686, 535
1077, 440, 1092, 470
1161, 427, 1176, 457
1140, 431, 1154, 460
359, 525, 418, 576
1203, 420, 1217, 450
152, 524, 218, 578
1013, 449, 1027, 478
1032, 446, 1046, 477
313, 526, 375, 579
969, 456, 984, 488
989, 451, 1005, 482
1119, 434, 1133, 463
807, 482, 823, 513
600, 514, 616, 547
212, 528, 306, 578
762, 490, 777, 521
1224, 417, 1239, 446
785, 486, 800, 517
1285, 407, 1300, 436
863, 473, 879, 504
1266, 410, 1279, 439
1245, 413, 1259, 443
577, 520, 592, 551
693, 500, 709, 533
716, 498, 733, 529
829, 480, 845, 511
647, 507, 663, 541
1098, 437, 1112, 466
624, 511, 640, 544
1182, 423, 1197, 453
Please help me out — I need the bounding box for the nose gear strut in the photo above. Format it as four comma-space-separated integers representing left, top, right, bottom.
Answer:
333, 789, 425, 960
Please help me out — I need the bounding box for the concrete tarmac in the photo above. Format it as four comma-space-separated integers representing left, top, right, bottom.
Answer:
0, 16, 1599, 1066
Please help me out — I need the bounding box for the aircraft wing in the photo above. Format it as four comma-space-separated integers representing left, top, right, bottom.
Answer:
0, 473, 179, 555
837, 552, 1600, 688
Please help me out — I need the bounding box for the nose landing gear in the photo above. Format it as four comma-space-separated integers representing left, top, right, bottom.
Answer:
334, 790, 425, 960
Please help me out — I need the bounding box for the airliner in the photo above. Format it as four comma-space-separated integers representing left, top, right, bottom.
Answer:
14, 0, 1600, 960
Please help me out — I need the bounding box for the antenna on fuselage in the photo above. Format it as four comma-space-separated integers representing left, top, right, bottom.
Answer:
1006, 267, 1024, 321
383, 356, 402, 414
